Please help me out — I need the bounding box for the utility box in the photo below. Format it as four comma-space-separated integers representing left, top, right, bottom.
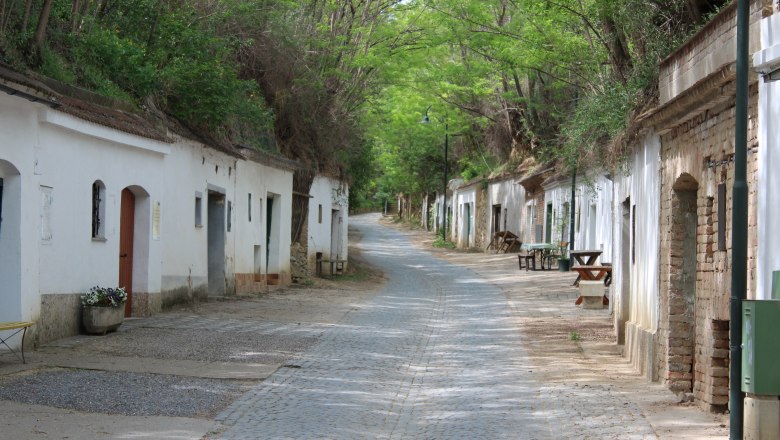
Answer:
742, 300, 780, 394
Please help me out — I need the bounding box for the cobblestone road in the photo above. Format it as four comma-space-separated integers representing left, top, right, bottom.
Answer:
215, 215, 656, 439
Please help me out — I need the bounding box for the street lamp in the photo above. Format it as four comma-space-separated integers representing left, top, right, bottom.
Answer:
421, 113, 448, 241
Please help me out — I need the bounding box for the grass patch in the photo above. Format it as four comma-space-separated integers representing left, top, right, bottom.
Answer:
569, 331, 581, 341
432, 236, 456, 249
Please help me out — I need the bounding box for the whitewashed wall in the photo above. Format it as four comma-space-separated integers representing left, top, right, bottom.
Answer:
36, 110, 168, 297
0, 90, 170, 344
486, 178, 526, 240
754, 12, 780, 299
161, 138, 235, 295
542, 181, 572, 244
307, 175, 348, 263
578, 175, 614, 262
0, 92, 43, 323
234, 159, 294, 279
454, 184, 477, 248
631, 133, 661, 330
0, 82, 297, 346
543, 174, 613, 260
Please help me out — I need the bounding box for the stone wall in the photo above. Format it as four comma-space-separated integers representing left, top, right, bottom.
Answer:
657, 87, 759, 411
475, 186, 489, 249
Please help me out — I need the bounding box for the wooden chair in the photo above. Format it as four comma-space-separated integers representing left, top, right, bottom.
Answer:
487, 231, 505, 253
518, 249, 535, 271
544, 241, 568, 269
501, 237, 522, 253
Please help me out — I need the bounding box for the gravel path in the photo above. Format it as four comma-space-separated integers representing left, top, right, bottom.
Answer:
0, 369, 246, 418
87, 327, 319, 364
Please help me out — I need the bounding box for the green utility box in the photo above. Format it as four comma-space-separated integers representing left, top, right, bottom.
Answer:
742, 300, 780, 394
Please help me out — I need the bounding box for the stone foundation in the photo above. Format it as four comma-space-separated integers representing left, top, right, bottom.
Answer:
624, 321, 657, 382
160, 280, 208, 310
38, 293, 82, 346
235, 273, 265, 294
130, 292, 161, 317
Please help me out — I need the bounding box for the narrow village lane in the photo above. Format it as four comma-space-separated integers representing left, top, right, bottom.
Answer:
215, 214, 655, 439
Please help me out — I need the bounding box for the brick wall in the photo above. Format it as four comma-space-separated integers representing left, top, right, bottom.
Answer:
657, 87, 759, 411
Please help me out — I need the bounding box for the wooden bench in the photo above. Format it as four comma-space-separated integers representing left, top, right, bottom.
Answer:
0, 321, 35, 364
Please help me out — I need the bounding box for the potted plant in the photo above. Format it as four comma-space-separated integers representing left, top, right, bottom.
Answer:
81, 286, 127, 335
557, 246, 571, 272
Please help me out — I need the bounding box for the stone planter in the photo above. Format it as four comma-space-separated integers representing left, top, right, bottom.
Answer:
82, 306, 124, 335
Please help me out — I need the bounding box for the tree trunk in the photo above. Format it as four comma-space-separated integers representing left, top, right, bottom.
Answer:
31, 0, 53, 52
21, 0, 32, 33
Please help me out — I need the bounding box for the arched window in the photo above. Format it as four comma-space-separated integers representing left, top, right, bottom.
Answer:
92, 180, 106, 239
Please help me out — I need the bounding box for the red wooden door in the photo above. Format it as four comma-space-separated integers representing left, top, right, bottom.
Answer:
119, 188, 135, 317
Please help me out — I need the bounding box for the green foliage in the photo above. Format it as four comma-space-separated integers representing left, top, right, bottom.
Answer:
433, 236, 456, 249
38, 46, 75, 84
0, 0, 729, 205
569, 331, 581, 341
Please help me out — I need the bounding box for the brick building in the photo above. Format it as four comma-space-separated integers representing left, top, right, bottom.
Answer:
618, 0, 770, 411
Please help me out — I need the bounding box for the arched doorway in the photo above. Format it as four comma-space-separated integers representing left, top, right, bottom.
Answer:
668, 173, 699, 393
119, 186, 151, 316
0, 160, 22, 322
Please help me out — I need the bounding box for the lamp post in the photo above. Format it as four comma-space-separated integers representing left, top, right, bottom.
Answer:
422, 113, 448, 241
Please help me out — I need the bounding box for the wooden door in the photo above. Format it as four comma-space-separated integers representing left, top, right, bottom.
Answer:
492, 205, 501, 235
119, 188, 135, 317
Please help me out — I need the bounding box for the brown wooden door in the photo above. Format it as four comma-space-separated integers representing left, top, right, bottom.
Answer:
119, 188, 135, 317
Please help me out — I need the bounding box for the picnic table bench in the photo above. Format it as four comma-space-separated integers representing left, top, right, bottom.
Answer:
572, 266, 612, 306
0, 321, 35, 364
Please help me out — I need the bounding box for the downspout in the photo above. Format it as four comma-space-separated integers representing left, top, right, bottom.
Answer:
730, 0, 748, 437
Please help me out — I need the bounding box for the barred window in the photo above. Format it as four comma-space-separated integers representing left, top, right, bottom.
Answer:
92, 180, 106, 239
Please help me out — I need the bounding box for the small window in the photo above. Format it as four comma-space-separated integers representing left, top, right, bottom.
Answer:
248, 193, 252, 222
91, 180, 106, 239
318, 204, 323, 223
195, 193, 203, 227
227, 200, 232, 232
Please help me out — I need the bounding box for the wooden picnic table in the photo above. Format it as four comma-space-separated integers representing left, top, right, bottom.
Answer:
520, 243, 556, 270
569, 250, 603, 285
569, 249, 602, 266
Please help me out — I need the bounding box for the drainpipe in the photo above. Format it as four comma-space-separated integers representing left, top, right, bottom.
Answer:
730, 0, 748, 437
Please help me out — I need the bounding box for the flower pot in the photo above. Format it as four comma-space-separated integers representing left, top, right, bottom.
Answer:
558, 259, 571, 272
82, 306, 124, 335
